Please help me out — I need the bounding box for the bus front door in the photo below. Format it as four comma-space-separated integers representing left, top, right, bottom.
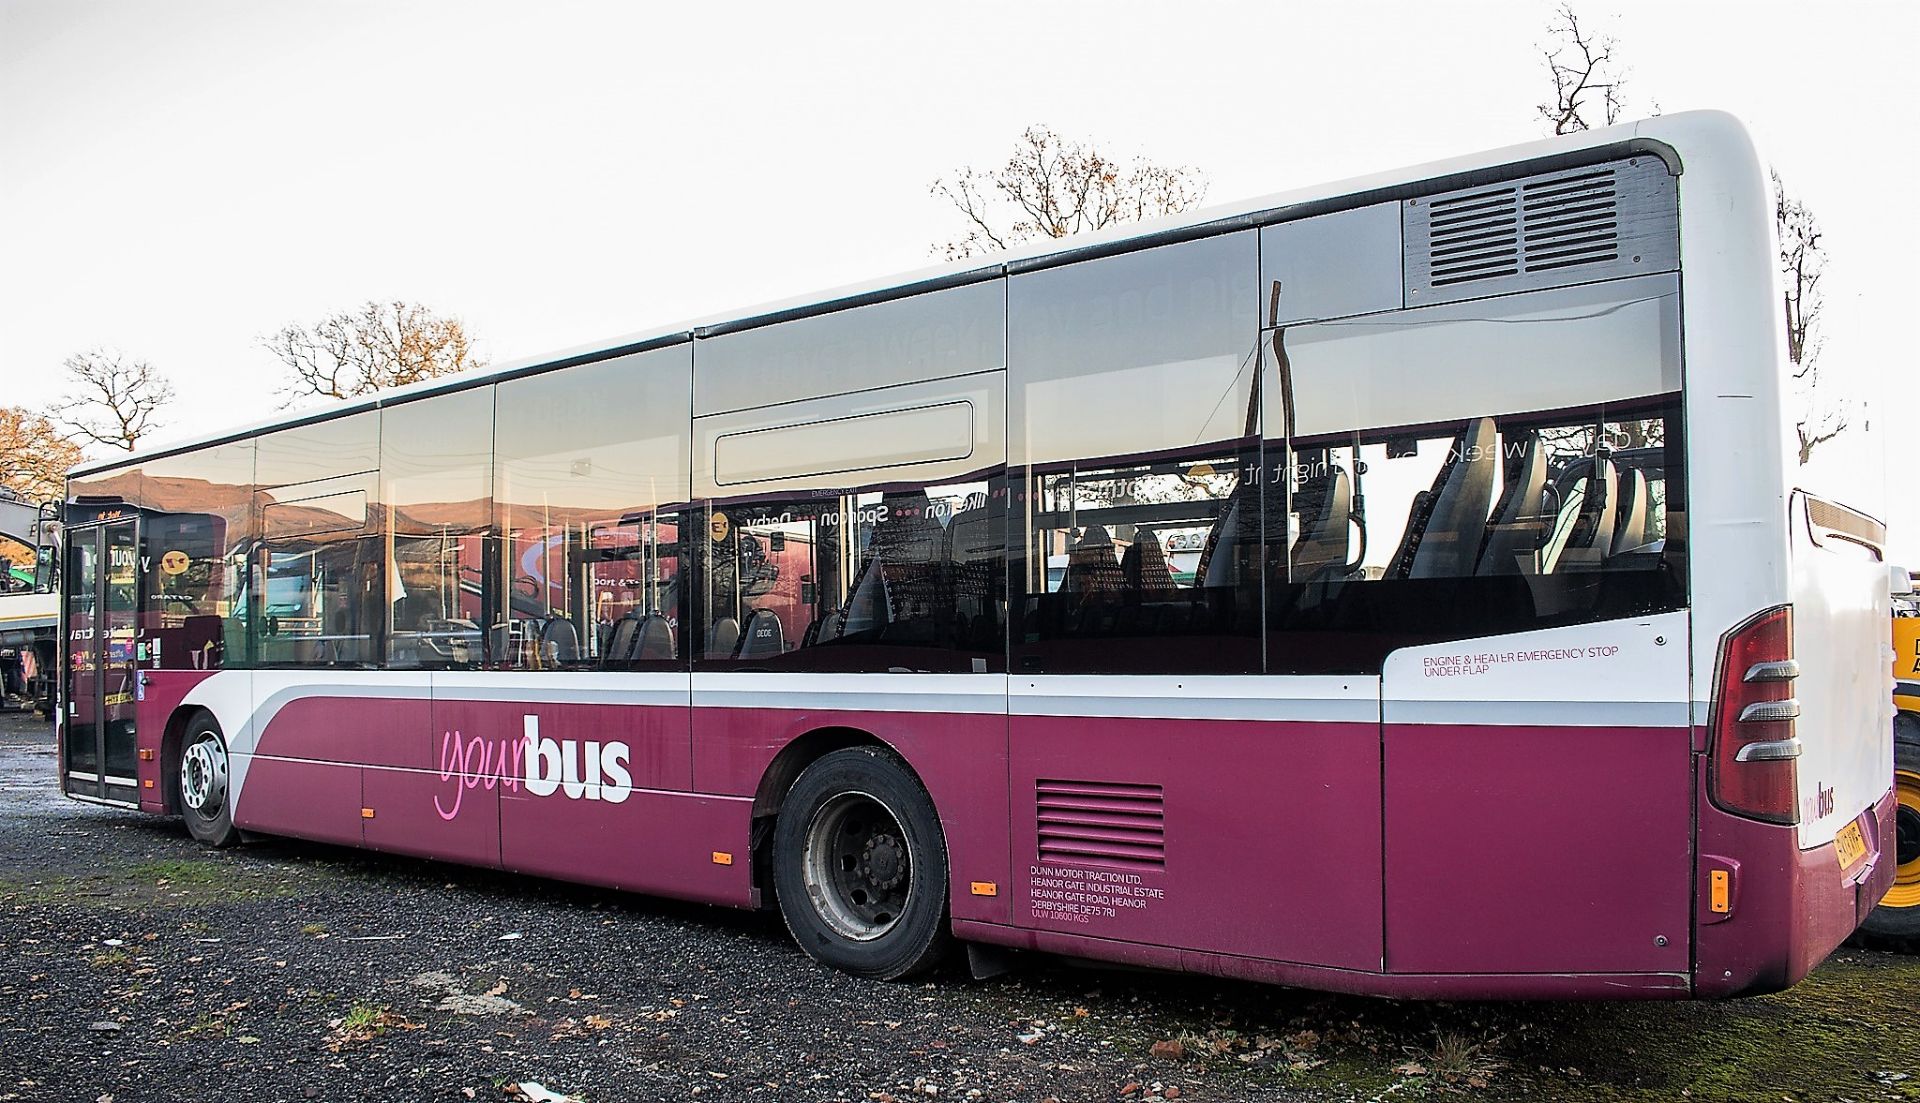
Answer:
62, 519, 140, 805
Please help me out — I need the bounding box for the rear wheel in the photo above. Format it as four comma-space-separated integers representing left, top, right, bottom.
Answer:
178, 712, 240, 849
773, 746, 951, 980
1860, 719, 1920, 946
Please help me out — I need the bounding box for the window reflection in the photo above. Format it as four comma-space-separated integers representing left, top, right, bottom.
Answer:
1008, 230, 1264, 674
259, 487, 380, 666
696, 479, 1003, 672
1018, 445, 1262, 673
0, 535, 34, 595
494, 346, 692, 670
1264, 403, 1686, 673
382, 389, 493, 669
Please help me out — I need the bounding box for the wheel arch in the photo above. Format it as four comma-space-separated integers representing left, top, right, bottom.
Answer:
748, 725, 936, 908
159, 705, 215, 816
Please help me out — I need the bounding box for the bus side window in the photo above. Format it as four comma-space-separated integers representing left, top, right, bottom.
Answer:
696, 479, 999, 673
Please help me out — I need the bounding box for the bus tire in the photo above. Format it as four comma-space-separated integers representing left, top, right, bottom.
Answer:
178, 712, 240, 849
772, 746, 951, 980
1860, 717, 1920, 947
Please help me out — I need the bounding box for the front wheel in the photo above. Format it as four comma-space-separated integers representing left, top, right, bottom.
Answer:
1860, 719, 1920, 946
178, 713, 240, 848
773, 746, 951, 980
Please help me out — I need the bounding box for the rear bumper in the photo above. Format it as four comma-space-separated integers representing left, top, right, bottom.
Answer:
1693, 781, 1897, 998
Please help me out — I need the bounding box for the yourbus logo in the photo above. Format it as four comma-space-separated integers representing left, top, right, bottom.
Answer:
521, 715, 633, 804
433, 714, 632, 821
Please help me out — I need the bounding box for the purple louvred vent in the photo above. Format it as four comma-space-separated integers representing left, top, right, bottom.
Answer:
1036, 779, 1166, 869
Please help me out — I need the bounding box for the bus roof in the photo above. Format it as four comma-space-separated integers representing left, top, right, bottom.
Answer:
69, 110, 1750, 480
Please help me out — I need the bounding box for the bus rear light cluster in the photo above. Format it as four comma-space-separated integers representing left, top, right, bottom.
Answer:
1708, 606, 1800, 825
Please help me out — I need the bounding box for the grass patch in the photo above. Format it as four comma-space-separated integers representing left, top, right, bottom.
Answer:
1391, 1029, 1506, 1093
127, 858, 230, 885
174, 1000, 249, 1042
1029, 949, 1920, 1103
300, 922, 328, 937
89, 948, 133, 970
325, 1003, 422, 1052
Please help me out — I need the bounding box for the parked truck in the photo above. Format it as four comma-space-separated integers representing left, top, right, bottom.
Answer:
1862, 571, 1920, 943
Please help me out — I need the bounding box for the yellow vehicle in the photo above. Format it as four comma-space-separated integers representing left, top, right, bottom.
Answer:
1863, 580, 1920, 943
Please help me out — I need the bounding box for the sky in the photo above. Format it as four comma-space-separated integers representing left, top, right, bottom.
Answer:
2, 0, 1916, 557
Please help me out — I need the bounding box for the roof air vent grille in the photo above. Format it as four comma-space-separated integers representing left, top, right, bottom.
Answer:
1404, 156, 1676, 305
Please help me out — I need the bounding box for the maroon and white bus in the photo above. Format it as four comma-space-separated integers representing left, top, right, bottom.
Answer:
60, 112, 1896, 998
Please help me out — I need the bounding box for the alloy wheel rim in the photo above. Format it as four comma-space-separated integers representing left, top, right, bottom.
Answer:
181, 735, 228, 817
802, 790, 912, 942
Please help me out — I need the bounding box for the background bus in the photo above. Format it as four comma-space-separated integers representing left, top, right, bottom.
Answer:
59, 111, 1895, 998
0, 487, 57, 714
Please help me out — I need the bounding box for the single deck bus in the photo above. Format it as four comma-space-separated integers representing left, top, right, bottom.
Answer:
60, 112, 1897, 998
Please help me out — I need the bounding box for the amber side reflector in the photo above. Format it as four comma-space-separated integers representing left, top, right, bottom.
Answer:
361, 808, 375, 819
711, 851, 733, 866
142, 779, 154, 789
970, 881, 998, 897
138, 749, 155, 761
1710, 869, 1731, 914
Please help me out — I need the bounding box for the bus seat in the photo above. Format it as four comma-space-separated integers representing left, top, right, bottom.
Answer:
875, 491, 940, 563
813, 607, 848, 644
1290, 467, 1352, 580
946, 504, 994, 566
1392, 417, 1498, 579
705, 616, 740, 658
841, 556, 889, 635
635, 613, 675, 660
1610, 468, 1648, 555
1120, 529, 1176, 592
1195, 472, 1282, 590
541, 616, 581, 662
1546, 458, 1619, 573
602, 614, 641, 666
736, 608, 785, 657
946, 505, 998, 626
1476, 435, 1548, 576
1062, 526, 1123, 595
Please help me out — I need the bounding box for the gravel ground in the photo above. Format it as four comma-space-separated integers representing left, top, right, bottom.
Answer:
3, 707, 1917, 1103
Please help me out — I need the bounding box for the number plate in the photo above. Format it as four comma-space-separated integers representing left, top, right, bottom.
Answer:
1834, 820, 1868, 871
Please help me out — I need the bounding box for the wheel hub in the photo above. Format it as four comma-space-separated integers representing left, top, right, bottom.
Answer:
802, 791, 913, 942
181, 736, 228, 815
863, 834, 906, 889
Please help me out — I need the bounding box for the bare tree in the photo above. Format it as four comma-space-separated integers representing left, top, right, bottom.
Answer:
265, 300, 485, 404
1537, 3, 1633, 134
1536, 7, 1842, 463
930, 126, 1208, 260
1777, 170, 1844, 463
0, 406, 85, 503
49, 350, 176, 452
